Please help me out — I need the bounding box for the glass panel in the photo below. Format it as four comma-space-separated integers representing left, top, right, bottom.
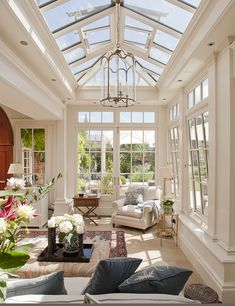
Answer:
90, 112, 101, 123
102, 112, 113, 123
42, 0, 112, 31
144, 152, 155, 182
64, 48, 85, 63
101, 173, 113, 195
132, 130, 143, 151
144, 131, 155, 151
102, 131, 113, 151
183, 0, 201, 7
86, 28, 110, 45
125, 16, 152, 31
33, 152, 45, 173
154, 30, 179, 51
85, 70, 102, 86
188, 118, 197, 149
149, 47, 171, 64
194, 85, 201, 104
203, 112, 209, 147
173, 127, 179, 151
90, 152, 101, 173
71, 57, 99, 74
132, 152, 143, 181
56, 31, 80, 50
120, 153, 131, 173
33, 174, 45, 186
135, 56, 163, 75
78, 112, 89, 123
124, 28, 149, 45
89, 130, 102, 150
144, 112, 155, 123
124, 0, 193, 32
195, 115, 204, 149
21, 129, 32, 148
33, 129, 45, 151
83, 16, 110, 31
120, 130, 131, 151
202, 78, 208, 99
132, 112, 143, 123
120, 112, 131, 123
187, 91, 194, 108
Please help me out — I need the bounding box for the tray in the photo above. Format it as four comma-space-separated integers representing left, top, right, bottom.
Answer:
37, 243, 93, 262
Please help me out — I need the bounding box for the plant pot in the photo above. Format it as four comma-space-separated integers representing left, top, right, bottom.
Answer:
163, 205, 173, 215
63, 233, 83, 254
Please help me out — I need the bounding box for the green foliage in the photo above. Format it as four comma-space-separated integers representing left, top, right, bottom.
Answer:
132, 165, 154, 182
101, 173, 113, 195
120, 176, 126, 185
0, 280, 6, 303
0, 252, 30, 273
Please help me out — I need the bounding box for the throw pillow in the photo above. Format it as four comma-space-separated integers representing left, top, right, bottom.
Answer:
82, 257, 142, 295
118, 265, 192, 295
6, 271, 67, 298
124, 188, 144, 205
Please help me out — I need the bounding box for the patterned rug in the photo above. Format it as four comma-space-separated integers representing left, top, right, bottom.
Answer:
19, 230, 127, 258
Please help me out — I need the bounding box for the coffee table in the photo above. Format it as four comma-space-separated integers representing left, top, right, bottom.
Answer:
17, 237, 110, 278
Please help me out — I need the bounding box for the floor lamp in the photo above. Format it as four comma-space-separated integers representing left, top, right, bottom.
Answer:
159, 167, 171, 198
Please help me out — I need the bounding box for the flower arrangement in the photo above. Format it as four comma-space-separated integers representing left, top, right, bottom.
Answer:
162, 198, 175, 215
54, 214, 85, 253
5, 177, 26, 192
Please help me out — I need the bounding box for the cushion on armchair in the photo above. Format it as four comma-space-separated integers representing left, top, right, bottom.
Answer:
124, 188, 144, 205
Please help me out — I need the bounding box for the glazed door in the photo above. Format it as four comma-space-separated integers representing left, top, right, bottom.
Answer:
0, 146, 12, 189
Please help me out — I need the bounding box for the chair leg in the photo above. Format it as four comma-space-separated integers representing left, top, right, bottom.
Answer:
113, 223, 115, 228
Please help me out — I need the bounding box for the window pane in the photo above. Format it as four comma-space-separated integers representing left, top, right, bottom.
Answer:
33, 129, 45, 151
132, 130, 143, 151
154, 30, 179, 51
89, 130, 101, 150
203, 112, 209, 147
120, 112, 131, 123
195, 115, 204, 149
188, 119, 197, 149
56, 31, 80, 50
150, 47, 171, 64
120, 153, 131, 173
102, 131, 113, 151
125, 16, 152, 31
86, 28, 110, 45
194, 85, 201, 104
144, 112, 155, 123
188, 91, 194, 108
136, 56, 163, 75
124, 28, 149, 45
144, 131, 155, 150
21, 129, 32, 148
64, 48, 85, 63
83, 16, 109, 31
132, 112, 143, 123
120, 130, 131, 151
102, 112, 113, 123
78, 112, 89, 123
90, 112, 101, 123
202, 79, 208, 99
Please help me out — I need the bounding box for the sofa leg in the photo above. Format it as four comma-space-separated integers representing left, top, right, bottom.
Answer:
113, 223, 115, 228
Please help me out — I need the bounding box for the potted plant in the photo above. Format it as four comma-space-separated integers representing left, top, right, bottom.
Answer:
162, 199, 174, 215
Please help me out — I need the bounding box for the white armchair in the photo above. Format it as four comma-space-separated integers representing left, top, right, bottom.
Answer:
112, 186, 161, 231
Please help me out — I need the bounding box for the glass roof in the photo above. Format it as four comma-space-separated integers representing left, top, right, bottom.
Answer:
36, 0, 201, 87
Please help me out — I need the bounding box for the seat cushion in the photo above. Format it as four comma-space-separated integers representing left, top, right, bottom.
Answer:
144, 186, 158, 201
124, 188, 144, 205
118, 265, 192, 295
117, 205, 142, 219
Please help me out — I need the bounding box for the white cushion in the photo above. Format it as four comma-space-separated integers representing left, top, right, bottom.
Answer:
84, 293, 201, 304
5, 294, 85, 304
117, 205, 142, 219
144, 186, 158, 201
65, 277, 90, 295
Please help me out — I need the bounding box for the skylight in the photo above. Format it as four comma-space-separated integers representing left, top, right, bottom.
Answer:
36, 0, 201, 87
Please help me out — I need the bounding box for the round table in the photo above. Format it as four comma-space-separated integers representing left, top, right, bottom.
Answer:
184, 283, 220, 304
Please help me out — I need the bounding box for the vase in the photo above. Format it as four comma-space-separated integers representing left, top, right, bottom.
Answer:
63, 233, 83, 254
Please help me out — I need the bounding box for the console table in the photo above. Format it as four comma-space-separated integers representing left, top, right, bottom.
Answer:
73, 195, 100, 226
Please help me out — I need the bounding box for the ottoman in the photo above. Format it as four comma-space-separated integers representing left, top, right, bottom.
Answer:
184, 283, 220, 304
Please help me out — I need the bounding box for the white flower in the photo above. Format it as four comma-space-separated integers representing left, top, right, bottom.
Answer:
17, 204, 35, 221
76, 224, 84, 234
59, 220, 73, 234
0, 219, 7, 234
6, 177, 25, 191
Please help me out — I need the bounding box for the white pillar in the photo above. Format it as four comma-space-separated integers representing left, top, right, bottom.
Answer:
53, 108, 73, 216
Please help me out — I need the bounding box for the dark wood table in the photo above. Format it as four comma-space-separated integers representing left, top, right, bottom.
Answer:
73, 195, 100, 225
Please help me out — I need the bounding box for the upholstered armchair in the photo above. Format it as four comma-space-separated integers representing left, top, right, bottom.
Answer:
112, 186, 161, 231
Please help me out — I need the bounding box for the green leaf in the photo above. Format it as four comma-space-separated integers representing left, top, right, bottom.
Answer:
14, 243, 34, 254
0, 252, 29, 273
0, 280, 7, 303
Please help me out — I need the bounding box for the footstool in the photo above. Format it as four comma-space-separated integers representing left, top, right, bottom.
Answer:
184, 283, 220, 304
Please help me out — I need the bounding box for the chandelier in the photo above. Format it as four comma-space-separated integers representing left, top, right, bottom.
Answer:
100, 1, 136, 108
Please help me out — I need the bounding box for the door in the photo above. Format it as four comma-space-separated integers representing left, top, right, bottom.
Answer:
0, 107, 13, 189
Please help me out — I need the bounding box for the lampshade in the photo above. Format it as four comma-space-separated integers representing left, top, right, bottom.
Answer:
159, 167, 171, 179
8, 163, 24, 175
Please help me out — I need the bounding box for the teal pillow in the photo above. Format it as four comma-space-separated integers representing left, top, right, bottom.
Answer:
118, 265, 192, 295
82, 257, 142, 295
6, 271, 67, 298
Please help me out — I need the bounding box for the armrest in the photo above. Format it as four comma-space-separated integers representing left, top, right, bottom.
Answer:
112, 198, 125, 215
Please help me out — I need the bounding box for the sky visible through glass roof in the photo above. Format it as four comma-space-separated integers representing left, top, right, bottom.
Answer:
37, 0, 201, 87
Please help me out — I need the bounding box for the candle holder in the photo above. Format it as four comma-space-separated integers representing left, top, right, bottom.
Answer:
47, 226, 56, 255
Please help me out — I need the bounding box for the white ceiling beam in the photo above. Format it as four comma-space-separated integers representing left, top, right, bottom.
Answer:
53, 7, 114, 39
125, 25, 151, 34
152, 42, 173, 55
39, 0, 69, 13
62, 42, 83, 55
122, 6, 182, 39
165, 0, 196, 14
78, 61, 101, 87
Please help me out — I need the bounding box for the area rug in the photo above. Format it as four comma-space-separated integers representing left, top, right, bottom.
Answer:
19, 230, 127, 258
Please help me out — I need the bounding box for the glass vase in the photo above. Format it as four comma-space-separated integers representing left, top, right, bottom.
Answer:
63, 233, 83, 254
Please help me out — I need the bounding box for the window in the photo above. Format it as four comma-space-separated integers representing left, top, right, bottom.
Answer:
21, 128, 46, 186
187, 78, 208, 109
120, 111, 155, 123
188, 111, 209, 216
169, 127, 179, 197
78, 111, 114, 123
169, 104, 179, 121
77, 130, 114, 196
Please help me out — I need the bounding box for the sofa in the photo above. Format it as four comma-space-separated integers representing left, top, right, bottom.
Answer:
5, 277, 201, 304
112, 185, 161, 231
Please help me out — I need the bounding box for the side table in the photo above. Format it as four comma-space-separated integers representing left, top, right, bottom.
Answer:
73, 195, 100, 226
156, 210, 178, 246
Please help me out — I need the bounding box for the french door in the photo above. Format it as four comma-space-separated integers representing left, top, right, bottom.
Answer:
77, 128, 156, 200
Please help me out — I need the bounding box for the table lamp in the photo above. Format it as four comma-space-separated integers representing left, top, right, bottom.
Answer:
159, 167, 172, 198
8, 163, 24, 178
